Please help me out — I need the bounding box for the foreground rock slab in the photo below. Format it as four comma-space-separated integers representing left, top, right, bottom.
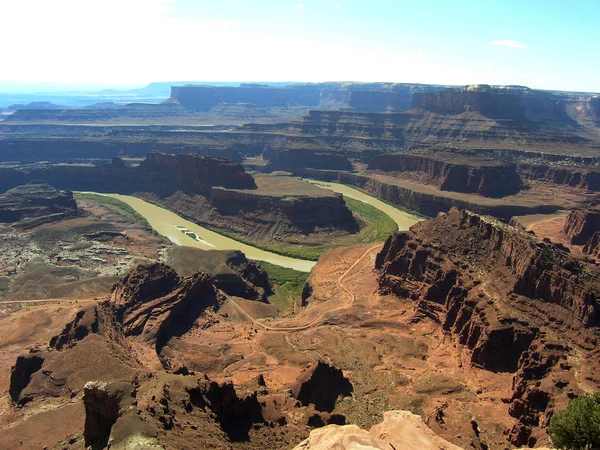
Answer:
293, 410, 463, 450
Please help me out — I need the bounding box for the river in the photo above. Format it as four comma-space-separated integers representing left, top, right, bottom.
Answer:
89, 183, 422, 273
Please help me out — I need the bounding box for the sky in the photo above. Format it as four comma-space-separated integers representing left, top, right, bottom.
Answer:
0, 0, 598, 92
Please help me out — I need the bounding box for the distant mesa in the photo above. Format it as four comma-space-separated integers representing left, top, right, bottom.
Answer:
7, 101, 65, 111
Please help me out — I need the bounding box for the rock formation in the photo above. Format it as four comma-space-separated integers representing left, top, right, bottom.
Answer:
376, 208, 600, 445
109, 263, 221, 348
0, 182, 78, 228
167, 247, 273, 302
0, 153, 358, 246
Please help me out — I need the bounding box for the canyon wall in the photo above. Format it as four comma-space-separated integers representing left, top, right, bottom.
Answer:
0, 138, 242, 163
520, 162, 600, 191
0, 153, 256, 197
265, 148, 353, 172
411, 87, 524, 118
368, 153, 522, 197
301, 169, 560, 220
410, 85, 599, 125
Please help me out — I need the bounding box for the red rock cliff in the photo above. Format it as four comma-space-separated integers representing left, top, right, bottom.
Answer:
376, 208, 600, 446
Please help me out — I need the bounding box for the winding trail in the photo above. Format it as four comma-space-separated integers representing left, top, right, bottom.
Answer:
226, 243, 383, 332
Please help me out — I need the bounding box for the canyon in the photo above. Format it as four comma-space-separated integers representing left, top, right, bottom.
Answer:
1, 80, 600, 450
2, 208, 599, 449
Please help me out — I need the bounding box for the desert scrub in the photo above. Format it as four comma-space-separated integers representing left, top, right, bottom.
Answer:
549, 392, 600, 450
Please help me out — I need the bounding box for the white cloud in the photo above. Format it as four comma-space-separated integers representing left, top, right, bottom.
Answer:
489, 40, 529, 49
296, 3, 305, 9
335, 4, 342, 8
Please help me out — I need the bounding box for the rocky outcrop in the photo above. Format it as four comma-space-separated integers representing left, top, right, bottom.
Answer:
376, 208, 600, 444
291, 361, 353, 412
109, 263, 220, 348
9, 352, 45, 404
167, 247, 273, 302
292, 410, 463, 450
83, 381, 161, 450
49, 307, 99, 350
378, 209, 599, 327
583, 232, 600, 257
368, 152, 522, 197
0, 183, 78, 228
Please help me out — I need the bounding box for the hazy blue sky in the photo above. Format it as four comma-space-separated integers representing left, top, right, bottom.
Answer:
0, 0, 598, 92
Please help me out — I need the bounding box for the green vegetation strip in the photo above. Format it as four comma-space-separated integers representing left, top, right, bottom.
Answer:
74, 193, 153, 229
343, 197, 398, 243
258, 261, 309, 315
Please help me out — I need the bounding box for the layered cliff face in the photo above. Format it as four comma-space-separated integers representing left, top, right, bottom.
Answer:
591, 97, 600, 121
265, 148, 353, 172
368, 153, 522, 197
302, 168, 561, 220
154, 180, 358, 245
376, 208, 600, 445
274, 110, 413, 140
410, 85, 596, 126
520, 162, 600, 191
138, 152, 256, 194
411, 86, 524, 119
0, 183, 78, 228
0, 152, 256, 197
563, 206, 600, 245
169, 83, 443, 112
